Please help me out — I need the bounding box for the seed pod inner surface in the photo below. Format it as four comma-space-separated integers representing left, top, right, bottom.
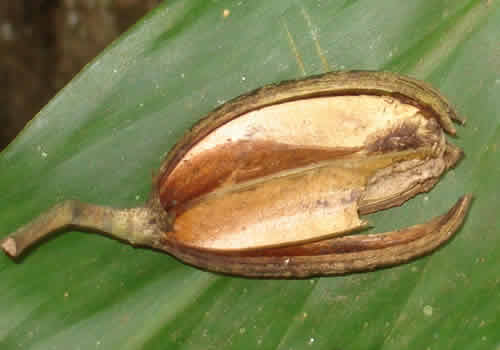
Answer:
158, 94, 456, 251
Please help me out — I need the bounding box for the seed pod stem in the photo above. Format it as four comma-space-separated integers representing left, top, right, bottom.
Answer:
1, 200, 164, 258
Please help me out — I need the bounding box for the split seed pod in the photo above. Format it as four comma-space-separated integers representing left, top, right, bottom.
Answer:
1, 71, 472, 278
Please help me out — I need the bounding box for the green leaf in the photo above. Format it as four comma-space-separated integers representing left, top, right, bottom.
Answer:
1, 1, 499, 349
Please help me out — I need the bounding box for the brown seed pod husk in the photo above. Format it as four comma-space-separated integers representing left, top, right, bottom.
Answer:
1, 71, 472, 277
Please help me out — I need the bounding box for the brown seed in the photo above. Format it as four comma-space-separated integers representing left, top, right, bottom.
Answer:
1, 71, 472, 277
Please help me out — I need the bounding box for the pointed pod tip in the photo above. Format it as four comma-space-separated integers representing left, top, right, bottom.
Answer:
460, 193, 474, 209
446, 194, 473, 228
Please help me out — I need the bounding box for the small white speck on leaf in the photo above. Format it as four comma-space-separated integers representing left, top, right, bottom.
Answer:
67, 11, 79, 27
223, 9, 230, 18
423, 305, 433, 316
37, 145, 48, 158
1, 22, 14, 41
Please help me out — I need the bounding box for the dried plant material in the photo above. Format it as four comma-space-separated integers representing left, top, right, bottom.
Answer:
1, 71, 472, 277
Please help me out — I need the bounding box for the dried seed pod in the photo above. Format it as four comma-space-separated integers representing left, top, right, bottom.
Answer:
1, 71, 472, 277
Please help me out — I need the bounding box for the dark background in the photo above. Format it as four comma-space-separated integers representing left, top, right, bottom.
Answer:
0, 0, 162, 150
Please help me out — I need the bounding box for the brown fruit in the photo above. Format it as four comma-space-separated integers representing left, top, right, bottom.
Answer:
1, 71, 472, 277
